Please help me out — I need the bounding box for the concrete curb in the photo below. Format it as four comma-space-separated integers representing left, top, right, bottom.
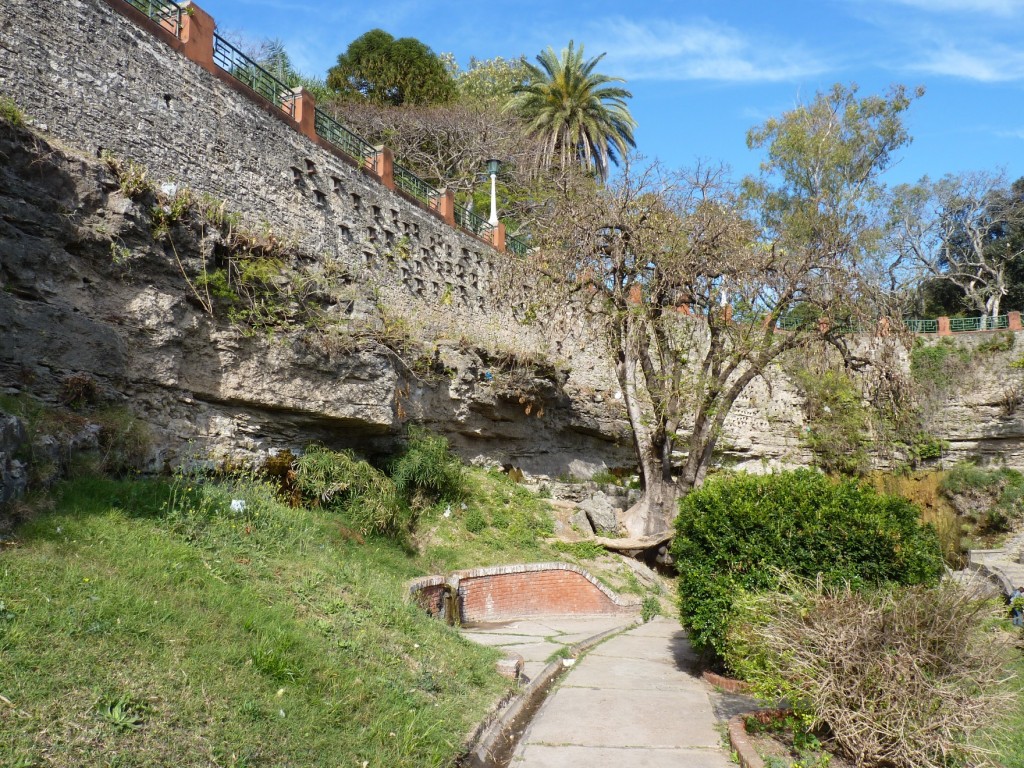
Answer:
967, 552, 1015, 595
458, 620, 638, 768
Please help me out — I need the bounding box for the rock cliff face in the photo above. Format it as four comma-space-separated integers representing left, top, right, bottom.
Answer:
3, 0, 1024, 490
0, 122, 630, 475
917, 336, 1024, 468
5, 119, 1024, 487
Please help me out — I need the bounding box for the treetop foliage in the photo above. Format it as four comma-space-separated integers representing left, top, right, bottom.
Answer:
327, 29, 456, 107
505, 41, 636, 180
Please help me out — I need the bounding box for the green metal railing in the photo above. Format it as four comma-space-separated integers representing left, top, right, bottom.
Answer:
777, 317, 805, 331
122, 0, 183, 36
507, 235, 529, 257
313, 108, 378, 170
455, 206, 494, 238
950, 316, 982, 332
212, 33, 295, 118
949, 315, 1009, 332
905, 319, 938, 333
394, 164, 439, 207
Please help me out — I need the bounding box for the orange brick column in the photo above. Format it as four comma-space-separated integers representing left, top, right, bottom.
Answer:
491, 221, 506, 252
435, 189, 456, 227
1010, 311, 1022, 331
288, 88, 318, 142
373, 145, 396, 190
180, 2, 216, 70
938, 316, 952, 336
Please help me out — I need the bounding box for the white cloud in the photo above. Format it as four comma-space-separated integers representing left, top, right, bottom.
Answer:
881, 0, 1024, 15
910, 40, 1024, 81
589, 18, 828, 83
996, 128, 1024, 139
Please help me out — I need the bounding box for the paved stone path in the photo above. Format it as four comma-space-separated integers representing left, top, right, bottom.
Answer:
462, 615, 629, 683
966, 529, 1024, 594
468, 616, 734, 768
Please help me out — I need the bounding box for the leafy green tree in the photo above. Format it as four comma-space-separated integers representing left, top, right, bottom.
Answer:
250, 38, 328, 102
504, 41, 636, 181
326, 29, 455, 106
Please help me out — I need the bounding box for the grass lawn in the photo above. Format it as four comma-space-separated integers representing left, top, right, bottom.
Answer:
993, 638, 1024, 767
0, 469, 564, 767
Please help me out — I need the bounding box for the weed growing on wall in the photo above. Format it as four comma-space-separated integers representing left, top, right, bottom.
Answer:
0, 96, 25, 127
100, 150, 153, 200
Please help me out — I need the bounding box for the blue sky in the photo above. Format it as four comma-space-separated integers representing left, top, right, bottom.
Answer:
200, 0, 1024, 186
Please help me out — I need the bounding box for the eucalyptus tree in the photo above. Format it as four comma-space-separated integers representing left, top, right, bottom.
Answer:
505, 41, 636, 181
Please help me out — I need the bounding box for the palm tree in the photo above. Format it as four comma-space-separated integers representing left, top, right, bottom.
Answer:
505, 41, 636, 181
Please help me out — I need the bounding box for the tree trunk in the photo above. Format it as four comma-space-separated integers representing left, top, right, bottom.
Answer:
616, 336, 679, 538
621, 464, 680, 538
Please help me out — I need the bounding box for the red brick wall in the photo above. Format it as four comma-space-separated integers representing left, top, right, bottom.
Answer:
412, 583, 447, 617
409, 564, 640, 623
458, 568, 629, 622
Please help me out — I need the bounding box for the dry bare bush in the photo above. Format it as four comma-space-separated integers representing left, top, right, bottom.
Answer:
731, 579, 1013, 768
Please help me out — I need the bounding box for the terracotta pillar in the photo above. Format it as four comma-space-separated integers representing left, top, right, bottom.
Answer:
876, 316, 891, 337
490, 221, 506, 252
938, 316, 951, 336
180, 2, 216, 70
435, 189, 456, 227
628, 284, 642, 304
1010, 311, 1022, 331
288, 88, 317, 141
373, 145, 395, 190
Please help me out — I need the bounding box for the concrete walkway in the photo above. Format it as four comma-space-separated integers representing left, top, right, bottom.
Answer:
500, 616, 734, 767
462, 615, 629, 683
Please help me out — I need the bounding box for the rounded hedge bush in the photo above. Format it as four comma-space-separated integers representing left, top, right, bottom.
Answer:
671, 469, 943, 659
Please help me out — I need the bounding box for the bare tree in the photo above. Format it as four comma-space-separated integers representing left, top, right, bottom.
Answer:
527, 85, 918, 537
889, 171, 1024, 320
321, 99, 535, 206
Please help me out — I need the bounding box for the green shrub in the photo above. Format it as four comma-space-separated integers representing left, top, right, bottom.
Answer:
640, 596, 661, 623
728, 580, 1011, 768
389, 427, 464, 505
294, 445, 409, 537
909, 337, 969, 387
671, 470, 944, 659
462, 507, 487, 533
976, 331, 1015, 354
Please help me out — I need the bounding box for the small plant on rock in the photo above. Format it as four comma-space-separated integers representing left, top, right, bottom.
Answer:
0, 96, 25, 127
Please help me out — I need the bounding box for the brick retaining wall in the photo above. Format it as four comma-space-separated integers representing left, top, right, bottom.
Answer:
409, 562, 640, 623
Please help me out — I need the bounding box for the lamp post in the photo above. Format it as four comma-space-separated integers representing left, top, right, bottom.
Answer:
486, 158, 501, 227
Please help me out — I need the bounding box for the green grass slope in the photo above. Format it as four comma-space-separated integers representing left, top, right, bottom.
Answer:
0, 470, 558, 767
